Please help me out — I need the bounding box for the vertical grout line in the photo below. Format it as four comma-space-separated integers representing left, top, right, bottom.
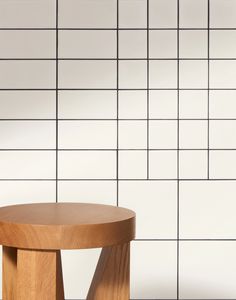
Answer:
56, 0, 59, 203
116, 0, 119, 207
147, 0, 149, 180
207, 0, 210, 179
177, 0, 180, 299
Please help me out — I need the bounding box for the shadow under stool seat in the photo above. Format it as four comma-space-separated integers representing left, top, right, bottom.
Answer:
0, 203, 136, 300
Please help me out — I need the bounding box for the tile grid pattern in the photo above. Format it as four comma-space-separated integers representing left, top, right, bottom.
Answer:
1, 0, 236, 299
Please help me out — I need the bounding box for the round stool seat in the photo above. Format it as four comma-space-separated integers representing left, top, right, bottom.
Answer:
0, 203, 135, 250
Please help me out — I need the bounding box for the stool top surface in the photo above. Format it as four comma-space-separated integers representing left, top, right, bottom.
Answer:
0, 203, 135, 250
0, 203, 135, 226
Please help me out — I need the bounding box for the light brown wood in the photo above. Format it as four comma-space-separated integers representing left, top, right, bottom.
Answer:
2, 246, 17, 300
16, 249, 64, 300
0, 203, 135, 299
0, 203, 135, 249
87, 243, 130, 300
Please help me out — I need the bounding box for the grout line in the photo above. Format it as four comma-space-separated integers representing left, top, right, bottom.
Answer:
1, 178, 236, 181
1, 27, 236, 30
2, 149, 236, 152
207, 0, 210, 180
1, 149, 236, 151
147, 0, 149, 180
1, 88, 236, 92
1, 57, 236, 61
15, 299, 236, 300
0, 118, 236, 121
116, 0, 119, 207
134, 239, 236, 241
55, 0, 59, 203
177, 1, 180, 299
2, 88, 236, 91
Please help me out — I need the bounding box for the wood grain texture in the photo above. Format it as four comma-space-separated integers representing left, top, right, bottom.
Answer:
0, 203, 135, 299
2, 246, 17, 300
87, 243, 130, 300
16, 249, 64, 300
0, 203, 135, 249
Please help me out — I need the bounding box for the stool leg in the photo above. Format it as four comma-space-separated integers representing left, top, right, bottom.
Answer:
87, 242, 130, 300
2, 246, 17, 300
16, 249, 64, 300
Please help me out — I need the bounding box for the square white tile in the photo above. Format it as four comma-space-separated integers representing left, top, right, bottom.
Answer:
119, 30, 147, 58
59, 30, 116, 58
180, 242, 236, 299
59, 0, 117, 28
149, 90, 178, 119
209, 90, 236, 119
0, 61, 55, 89
0, 121, 56, 149
119, 151, 147, 179
119, 181, 177, 238
210, 0, 236, 28
0, 91, 56, 119
0, 30, 55, 58
149, 120, 177, 149
119, 121, 147, 149
210, 30, 236, 58
179, 90, 208, 119
119, 91, 147, 119
179, 30, 208, 58
131, 241, 177, 299
179, 60, 208, 89
0, 0, 55, 28
210, 60, 236, 88
0, 151, 55, 179
59, 60, 116, 89
179, 120, 208, 149
149, 150, 177, 179
58, 91, 117, 119
119, 0, 147, 28
58, 151, 116, 179
149, 0, 177, 28
210, 120, 236, 149
59, 121, 117, 149
149, 30, 177, 58
210, 150, 236, 179
180, 181, 236, 238
179, 150, 207, 179
0, 182, 56, 207
149, 60, 177, 89
119, 61, 147, 89
179, 0, 208, 28
58, 181, 116, 205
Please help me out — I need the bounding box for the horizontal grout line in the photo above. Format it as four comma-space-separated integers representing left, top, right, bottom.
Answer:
17, 299, 236, 300
0, 149, 236, 151
0, 118, 235, 121
63, 299, 236, 300
0, 178, 235, 181
135, 239, 236, 241
1, 27, 236, 31
0, 58, 236, 61
2, 88, 236, 91
61, 299, 236, 300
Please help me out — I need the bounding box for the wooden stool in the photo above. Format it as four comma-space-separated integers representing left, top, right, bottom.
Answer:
0, 203, 135, 300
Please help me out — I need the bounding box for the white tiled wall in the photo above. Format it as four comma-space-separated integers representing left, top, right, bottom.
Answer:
1, 0, 236, 299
